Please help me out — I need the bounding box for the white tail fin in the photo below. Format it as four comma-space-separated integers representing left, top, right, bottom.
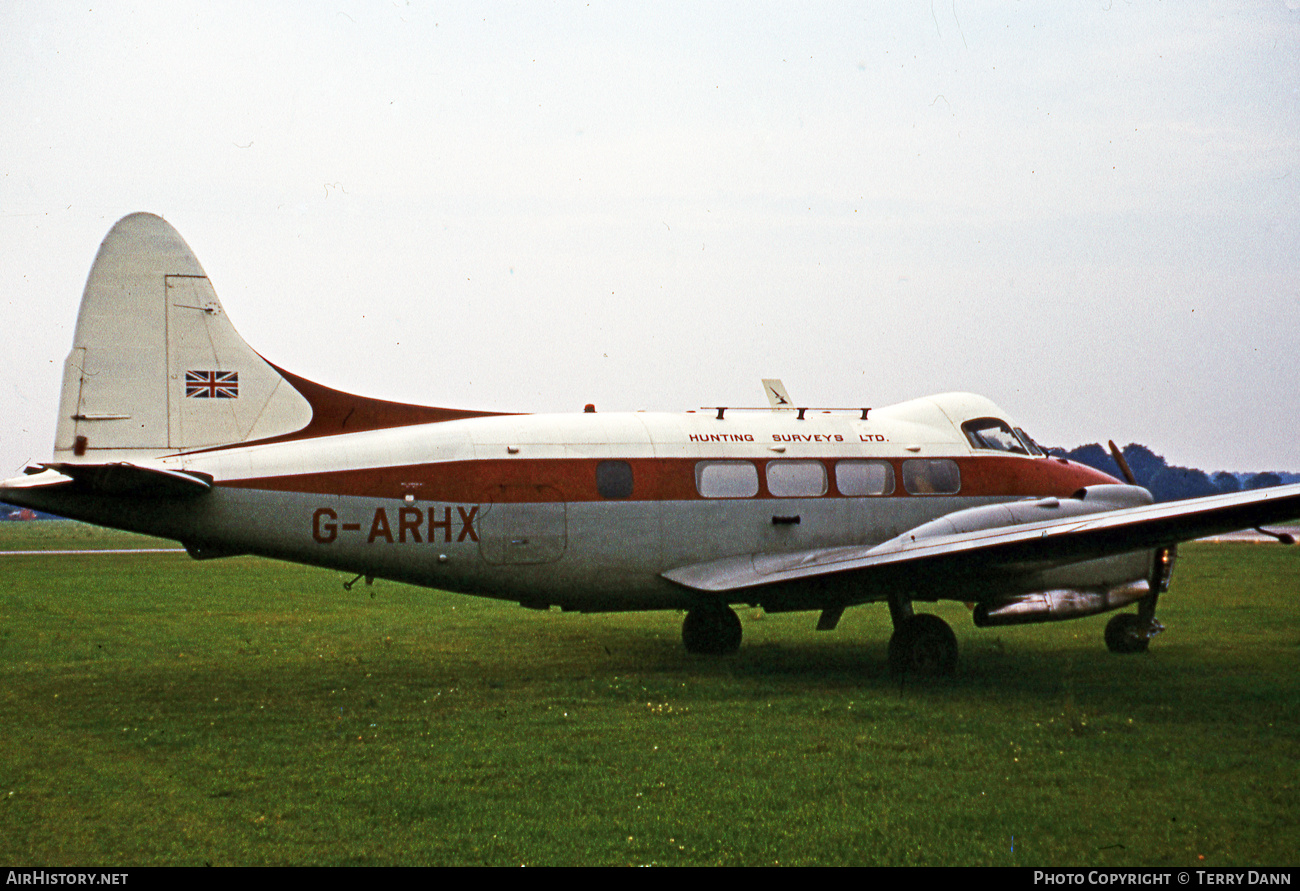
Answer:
54, 213, 312, 461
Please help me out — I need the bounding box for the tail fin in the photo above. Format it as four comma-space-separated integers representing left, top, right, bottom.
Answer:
54, 213, 312, 461
54, 213, 511, 463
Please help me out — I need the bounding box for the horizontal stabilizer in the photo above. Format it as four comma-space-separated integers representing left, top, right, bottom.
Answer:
43, 462, 212, 498
0, 467, 75, 492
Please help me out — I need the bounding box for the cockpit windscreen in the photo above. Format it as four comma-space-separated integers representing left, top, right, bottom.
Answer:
962, 418, 1042, 456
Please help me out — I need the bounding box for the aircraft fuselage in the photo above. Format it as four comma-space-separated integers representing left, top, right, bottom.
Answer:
14, 399, 1121, 613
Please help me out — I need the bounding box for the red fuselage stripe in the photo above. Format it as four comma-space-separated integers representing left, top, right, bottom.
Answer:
219, 455, 1118, 502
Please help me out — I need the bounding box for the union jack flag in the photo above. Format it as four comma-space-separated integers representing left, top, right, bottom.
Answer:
185, 370, 239, 398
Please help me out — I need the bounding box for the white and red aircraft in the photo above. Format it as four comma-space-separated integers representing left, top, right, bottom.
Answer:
4, 213, 1298, 674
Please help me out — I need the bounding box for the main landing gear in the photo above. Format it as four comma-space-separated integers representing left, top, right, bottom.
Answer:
1104, 613, 1162, 654
681, 606, 743, 656
678, 598, 961, 673
1103, 586, 1165, 654
887, 594, 958, 677
1104, 546, 1173, 654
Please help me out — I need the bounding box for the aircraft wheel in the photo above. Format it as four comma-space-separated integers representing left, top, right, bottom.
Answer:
1104, 613, 1151, 654
888, 614, 958, 677
682, 607, 742, 655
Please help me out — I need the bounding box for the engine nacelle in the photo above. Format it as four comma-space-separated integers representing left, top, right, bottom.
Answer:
973, 580, 1150, 627
900, 484, 1154, 542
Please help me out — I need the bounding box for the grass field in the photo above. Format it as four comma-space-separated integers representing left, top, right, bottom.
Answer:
0, 522, 1296, 866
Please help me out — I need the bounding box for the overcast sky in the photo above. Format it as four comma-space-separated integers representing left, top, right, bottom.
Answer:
3, 2, 1298, 475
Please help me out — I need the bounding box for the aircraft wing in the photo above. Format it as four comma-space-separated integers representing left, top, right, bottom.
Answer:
662, 483, 1300, 596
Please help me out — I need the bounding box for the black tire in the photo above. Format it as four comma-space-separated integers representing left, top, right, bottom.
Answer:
1104, 613, 1151, 654
888, 614, 958, 677
682, 607, 743, 655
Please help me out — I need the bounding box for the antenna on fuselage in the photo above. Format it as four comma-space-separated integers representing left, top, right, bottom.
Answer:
762, 379, 794, 411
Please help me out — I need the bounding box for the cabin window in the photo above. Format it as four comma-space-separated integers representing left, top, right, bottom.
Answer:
596, 460, 634, 499
835, 460, 895, 496
766, 460, 827, 498
695, 460, 759, 498
962, 418, 1029, 455
902, 459, 961, 495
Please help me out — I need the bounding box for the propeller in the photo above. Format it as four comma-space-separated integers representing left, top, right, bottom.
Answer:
1108, 440, 1139, 486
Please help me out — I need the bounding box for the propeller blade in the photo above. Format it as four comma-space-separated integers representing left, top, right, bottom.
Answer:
1108, 440, 1138, 486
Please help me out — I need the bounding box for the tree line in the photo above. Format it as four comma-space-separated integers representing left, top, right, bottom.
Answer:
1053, 443, 1297, 503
